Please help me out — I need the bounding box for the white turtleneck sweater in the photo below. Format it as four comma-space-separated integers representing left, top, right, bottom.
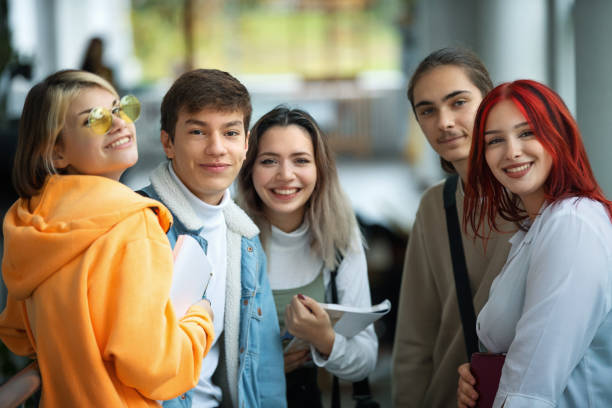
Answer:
169, 164, 227, 407
267, 221, 378, 381
267, 221, 323, 290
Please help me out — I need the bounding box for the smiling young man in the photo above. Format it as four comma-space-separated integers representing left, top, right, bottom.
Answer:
140, 69, 286, 408
391, 48, 513, 407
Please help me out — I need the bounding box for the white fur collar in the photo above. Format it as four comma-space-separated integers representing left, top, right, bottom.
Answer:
149, 162, 259, 238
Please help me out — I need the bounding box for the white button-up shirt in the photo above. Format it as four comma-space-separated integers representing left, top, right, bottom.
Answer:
477, 197, 612, 408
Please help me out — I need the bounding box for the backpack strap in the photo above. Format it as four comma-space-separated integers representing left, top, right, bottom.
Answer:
443, 174, 478, 359
329, 251, 379, 408
330, 255, 341, 408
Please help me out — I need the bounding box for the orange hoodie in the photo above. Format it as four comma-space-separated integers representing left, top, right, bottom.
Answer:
0, 175, 214, 407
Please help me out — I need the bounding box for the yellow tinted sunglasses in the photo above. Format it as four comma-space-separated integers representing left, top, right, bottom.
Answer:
86, 95, 141, 135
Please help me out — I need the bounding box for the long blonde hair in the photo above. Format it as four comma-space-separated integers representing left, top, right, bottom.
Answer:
13, 70, 118, 198
237, 106, 361, 270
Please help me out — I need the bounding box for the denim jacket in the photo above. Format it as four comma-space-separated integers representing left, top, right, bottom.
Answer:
141, 163, 286, 408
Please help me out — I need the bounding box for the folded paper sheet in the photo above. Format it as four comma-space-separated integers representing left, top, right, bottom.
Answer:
170, 235, 213, 317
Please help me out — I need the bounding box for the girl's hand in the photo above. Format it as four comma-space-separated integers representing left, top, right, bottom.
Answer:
457, 363, 478, 408
283, 349, 309, 373
285, 294, 335, 356
193, 298, 214, 322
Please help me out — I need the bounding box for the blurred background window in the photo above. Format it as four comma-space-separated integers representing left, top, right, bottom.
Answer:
131, 0, 402, 81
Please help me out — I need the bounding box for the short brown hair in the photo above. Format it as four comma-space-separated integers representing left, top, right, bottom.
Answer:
160, 69, 252, 140
407, 47, 493, 173
13, 70, 117, 198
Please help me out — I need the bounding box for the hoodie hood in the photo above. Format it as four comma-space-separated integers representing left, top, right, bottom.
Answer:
2, 175, 172, 300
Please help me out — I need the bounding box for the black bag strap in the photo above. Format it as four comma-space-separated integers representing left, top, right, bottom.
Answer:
330, 261, 342, 408
443, 174, 479, 359
330, 253, 379, 408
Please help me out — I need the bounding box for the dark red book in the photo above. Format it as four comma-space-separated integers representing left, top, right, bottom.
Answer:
470, 352, 506, 408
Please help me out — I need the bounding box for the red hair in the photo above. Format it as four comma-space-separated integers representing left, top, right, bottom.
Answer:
464, 79, 612, 236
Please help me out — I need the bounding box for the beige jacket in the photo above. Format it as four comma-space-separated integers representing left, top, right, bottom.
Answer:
391, 179, 512, 408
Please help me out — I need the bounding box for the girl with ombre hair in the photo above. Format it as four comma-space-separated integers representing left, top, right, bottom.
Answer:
237, 106, 377, 408
458, 79, 612, 408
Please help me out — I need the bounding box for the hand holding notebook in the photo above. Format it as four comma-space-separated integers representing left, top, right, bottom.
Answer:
283, 299, 391, 353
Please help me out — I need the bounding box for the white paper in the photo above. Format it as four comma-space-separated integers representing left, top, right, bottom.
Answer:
170, 235, 213, 318
283, 299, 391, 353
326, 299, 392, 338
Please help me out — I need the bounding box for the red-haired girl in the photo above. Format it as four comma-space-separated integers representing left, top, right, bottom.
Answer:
457, 79, 612, 408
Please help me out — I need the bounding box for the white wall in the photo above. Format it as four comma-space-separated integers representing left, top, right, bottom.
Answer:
477, 0, 549, 85
575, 0, 612, 196
413, 0, 550, 85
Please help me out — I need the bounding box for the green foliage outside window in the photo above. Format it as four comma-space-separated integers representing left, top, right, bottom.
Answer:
131, 0, 402, 82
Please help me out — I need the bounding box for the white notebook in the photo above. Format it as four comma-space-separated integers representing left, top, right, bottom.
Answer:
284, 299, 391, 353
170, 235, 213, 317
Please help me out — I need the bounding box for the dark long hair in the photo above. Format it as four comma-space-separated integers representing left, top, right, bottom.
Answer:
408, 47, 493, 173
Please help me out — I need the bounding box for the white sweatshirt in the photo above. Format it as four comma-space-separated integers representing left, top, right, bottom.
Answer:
267, 221, 378, 381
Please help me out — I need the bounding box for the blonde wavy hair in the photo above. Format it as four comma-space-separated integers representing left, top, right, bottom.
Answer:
237, 106, 362, 270
13, 70, 118, 198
